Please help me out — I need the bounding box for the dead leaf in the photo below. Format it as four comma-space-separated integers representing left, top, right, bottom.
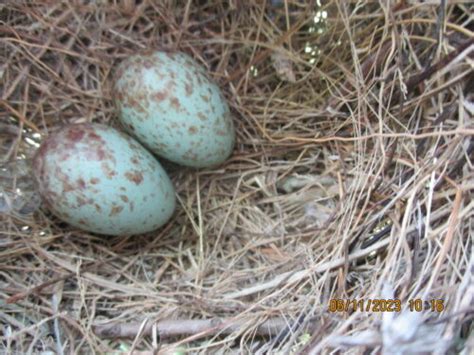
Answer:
271, 51, 296, 83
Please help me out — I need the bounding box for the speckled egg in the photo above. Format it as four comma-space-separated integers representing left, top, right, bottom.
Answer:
113, 50, 235, 168
32, 123, 176, 236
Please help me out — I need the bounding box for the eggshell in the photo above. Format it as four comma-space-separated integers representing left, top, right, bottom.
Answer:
113, 50, 235, 168
32, 123, 176, 235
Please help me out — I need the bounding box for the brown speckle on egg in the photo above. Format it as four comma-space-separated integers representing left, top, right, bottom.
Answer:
109, 205, 124, 216
143, 59, 154, 69
185, 82, 193, 95
154, 91, 168, 101
76, 196, 88, 207
77, 178, 86, 189
185, 71, 193, 82
197, 112, 207, 121
125, 170, 144, 185
170, 97, 181, 110
101, 162, 117, 179
200, 94, 210, 102
66, 127, 85, 142
62, 180, 75, 193
128, 97, 146, 113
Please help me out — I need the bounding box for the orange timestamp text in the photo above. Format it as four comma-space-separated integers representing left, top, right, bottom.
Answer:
328, 298, 445, 313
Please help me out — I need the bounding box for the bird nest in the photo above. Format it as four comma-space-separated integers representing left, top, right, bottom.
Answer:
1, 1, 473, 354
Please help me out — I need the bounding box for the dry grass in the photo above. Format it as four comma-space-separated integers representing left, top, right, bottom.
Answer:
1, 1, 473, 354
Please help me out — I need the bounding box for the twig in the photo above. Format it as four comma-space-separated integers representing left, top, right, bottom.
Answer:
94, 317, 300, 339
405, 37, 474, 92
0, 100, 40, 132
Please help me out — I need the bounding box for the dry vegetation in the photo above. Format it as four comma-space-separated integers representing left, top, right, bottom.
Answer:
1, 1, 473, 354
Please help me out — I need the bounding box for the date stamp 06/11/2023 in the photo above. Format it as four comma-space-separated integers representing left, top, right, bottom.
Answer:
328, 299, 445, 313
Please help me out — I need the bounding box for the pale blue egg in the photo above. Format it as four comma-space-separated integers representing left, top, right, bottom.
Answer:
33, 123, 175, 235
113, 51, 235, 168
